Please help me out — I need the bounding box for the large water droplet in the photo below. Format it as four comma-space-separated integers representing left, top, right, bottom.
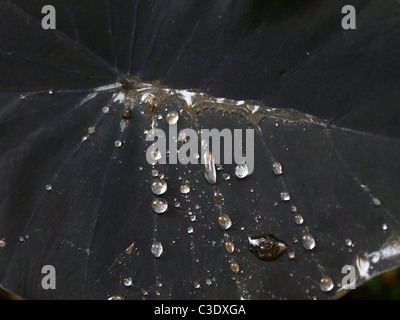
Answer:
235, 163, 249, 179
248, 234, 288, 261
151, 241, 163, 258
151, 179, 167, 195
302, 233, 316, 250
151, 198, 168, 213
218, 213, 232, 230
203, 151, 216, 184
165, 111, 179, 125
272, 161, 283, 175
372, 197, 381, 207
320, 275, 334, 293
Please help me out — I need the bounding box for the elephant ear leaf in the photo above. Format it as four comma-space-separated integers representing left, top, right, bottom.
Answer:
0, 0, 399, 300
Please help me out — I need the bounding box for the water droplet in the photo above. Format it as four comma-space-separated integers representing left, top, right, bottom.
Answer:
151, 198, 168, 214
45, 184, 52, 191
102, 106, 110, 114
290, 205, 297, 212
280, 191, 290, 201
320, 276, 334, 293
294, 214, 304, 225
123, 277, 132, 287
150, 149, 162, 162
302, 233, 316, 250
194, 281, 201, 289
151, 169, 158, 177
382, 223, 388, 231
0, 238, 7, 249
222, 173, 230, 181
88, 126, 95, 134
81, 136, 88, 142
218, 213, 232, 230
372, 198, 381, 207
272, 161, 283, 175
288, 251, 296, 259
203, 151, 217, 184
180, 184, 191, 194
225, 240, 235, 253
205, 278, 213, 286
108, 295, 125, 300
151, 241, 163, 258
248, 234, 288, 261
151, 179, 167, 195
235, 163, 249, 179
165, 111, 179, 125
345, 239, 353, 247
187, 226, 194, 234
48, 89, 54, 95
114, 140, 122, 148
230, 261, 240, 274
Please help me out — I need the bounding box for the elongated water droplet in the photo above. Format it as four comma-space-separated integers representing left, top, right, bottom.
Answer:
151, 198, 168, 213
225, 240, 235, 253
280, 191, 290, 201
151, 241, 163, 258
320, 275, 334, 293
235, 163, 249, 179
165, 111, 179, 125
180, 184, 191, 194
203, 151, 216, 184
372, 197, 381, 207
302, 233, 316, 250
230, 261, 240, 274
218, 213, 232, 230
248, 234, 288, 261
151, 179, 167, 195
272, 161, 283, 175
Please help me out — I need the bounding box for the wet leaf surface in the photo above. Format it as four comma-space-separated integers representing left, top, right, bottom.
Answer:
0, 0, 399, 299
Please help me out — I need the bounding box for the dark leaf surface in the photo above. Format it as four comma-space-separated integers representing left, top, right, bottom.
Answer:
0, 0, 399, 299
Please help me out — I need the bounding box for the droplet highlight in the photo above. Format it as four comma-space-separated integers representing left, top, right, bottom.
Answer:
203, 151, 217, 184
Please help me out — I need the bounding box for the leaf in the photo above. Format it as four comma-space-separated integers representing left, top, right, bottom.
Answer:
0, 0, 399, 300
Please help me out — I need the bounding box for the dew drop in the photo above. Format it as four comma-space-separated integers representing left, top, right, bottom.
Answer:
235, 163, 249, 179
88, 126, 96, 134
151, 179, 167, 195
165, 111, 179, 125
150, 149, 162, 162
320, 275, 334, 293
180, 184, 191, 194
102, 106, 110, 114
288, 251, 296, 259
218, 213, 232, 230
108, 295, 125, 300
45, 184, 53, 191
294, 214, 304, 225
345, 239, 353, 247
0, 238, 7, 249
272, 161, 283, 175
225, 240, 235, 253
114, 140, 122, 148
230, 261, 240, 274
248, 234, 288, 261
151, 198, 168, 214
372, 197, 381, 207
222, 173, 231, 181
187, 226, 194, 234
151, 169, 158, 177
280, 191, 290, 201
123, 277, 132, 287
302, 233, 316, 250
151, 241, 163, 258
382, 223, 388, 231
203, 151, 217, 184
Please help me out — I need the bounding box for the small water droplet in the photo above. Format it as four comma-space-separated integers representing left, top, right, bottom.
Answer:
288, 251, 295, 259
108, 295, 125, 300
206, 278, 213, 286
272, 161, 283, 175
0, 238, 7, 249
302, 233, 316, 250
114, 140, 122, 148
290, 205, 297, 212
225, 240, 235, 253
320, 275, 334, 293
187, 226, 194, 234
280, 191, 290, 201
180, 184, 191, 194
218, 213, 232, 230
151, 198, 168, 214
230, 261, 240, 274
150, 149, 162, 162
151, 169, 158, 177
372, 198, 381, 207
151, 179, 167, 195
194, 281, 201, 289
45, 184, 52, 191
151, 241, 163, 258
88, 126, 95, 134
203, 151, 217, 184
222, 173, 230, 181
165, 111, 179, 125
345, 239, 353, 247
248, 234, 288, 261
48, 89, 54, 95
124, 277, 132, 287
382, 223, 388, 231
102, 106, 110, 114
235, 163, 249, 179
294, 214, 304, 225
